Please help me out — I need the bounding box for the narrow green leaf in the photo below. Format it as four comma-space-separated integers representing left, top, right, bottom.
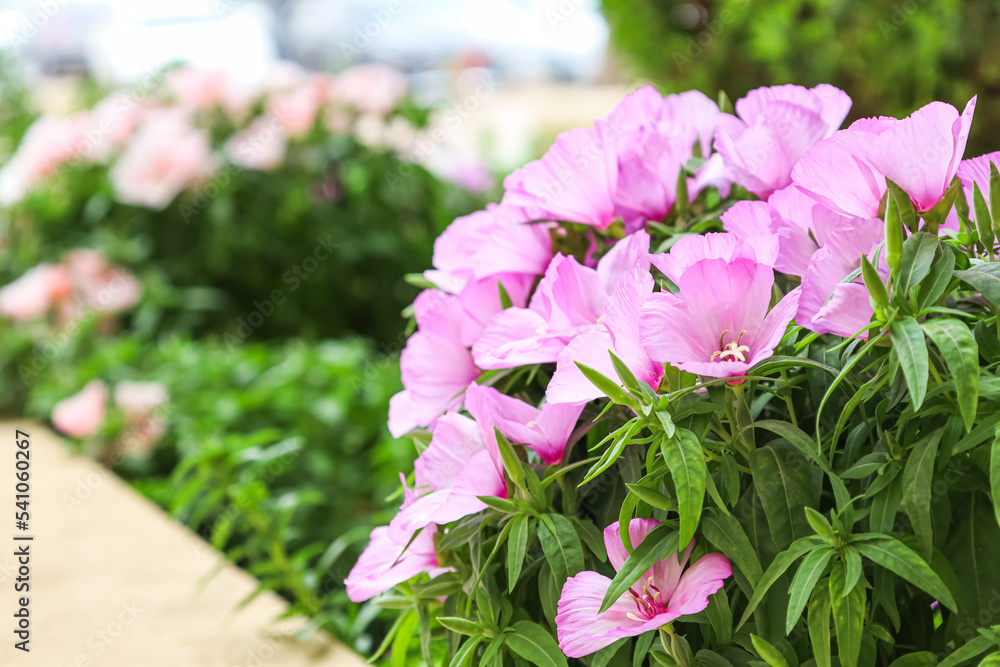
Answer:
897, 232, 939, 296
937, 635, 995, 667
507, 515, 532, 593
887, 653, 938, 667
505, 621, 568, 667
861, 254, 889, 308
450, 636, 484, 667
990, 160, 1000, 236
498, 280, 514, 310
922, 319, 980, 430
750, 442, 816, 550
992, 439, 1000, 530
494, 428, 526, 490
808, 581, 832, 667
804, 507, 835, 541
625, 483, 677, 512
889, 316, 928, 409
830, 562, 866, 667
854, 537, 957, 611
538, 514, 584, 587
916, 248, 955, 311
591, 639, 629, 667
786, 547, 835, 633
701, 511, 764, 587
600, 525, 679, 614
841, 546, 863, 597
437, 617, 484, 637
900, 430, 941, 558
955, 263, 1000, 308
751, 634, 790, 667
736, 535, 826, 629
662, 428, 708, 548
974, 182, 995, 251
575, 361, 634, 407
390, 610, 419, 667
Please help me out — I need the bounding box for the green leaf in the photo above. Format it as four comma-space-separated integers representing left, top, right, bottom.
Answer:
854, 537, 957, 611
900, 430, 941, 558
922, 319, 980, 430
701, 511, 764, 587
974, 181, 995, 251
992, 440, 1000, 530
955, 263, 1000, 308
937, 635, 995, 667
479, 495, 520, 514
750, 441, 816, 550
886, 178, 917, 232
505, 621, 568, 667
507, 515, 532, 593
808, 581, 832, 667
450, 636, 484, 667
662, 428, 708, 548
897, 232, 939, 296
751, 634, 790, 667
830, 562, 866, 667
943, 492, 1000, 630
498, 280, 514, 310
916, 248, 955, 311
887, 653, 938, 667
494, 428, 526, 491
538, 514, 584, 587
889, 316, 928, 409
574, 361, 634, 407
600, 524, 679, 614
861, 254, 889, 308
625, 483, 677, 512
437, 617, 484, 637
610, 350, 654, 405
804, 507, 835, 541
591, 639, 629, 667
736, 535, 826, 629
786, 546, 835, 633
841, 546, 863, 598
390, 610, 419, 667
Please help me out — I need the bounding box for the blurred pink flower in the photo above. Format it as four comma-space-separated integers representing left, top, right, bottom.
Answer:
63, 249, 142, 317
225, 119, 288, 171
114, 381, 168, 423
952, 151, 1000, 229
0, 264, 71, 321
110, 111, 214, 209
335, 64, 408, 116
0, 113, 92, 204
52, 380, 108, 439
714, 84, 852, 198
556, 519, 731, 658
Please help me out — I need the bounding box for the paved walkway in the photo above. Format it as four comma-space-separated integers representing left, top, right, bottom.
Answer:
0, 421, 368, 666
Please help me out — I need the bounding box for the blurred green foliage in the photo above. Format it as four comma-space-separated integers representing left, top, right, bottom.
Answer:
601, 0, 1000, 155
16, 331, 409, 652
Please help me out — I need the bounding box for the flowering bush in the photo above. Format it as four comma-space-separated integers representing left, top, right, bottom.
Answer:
348, 83, 1000, 666
0, 62, 487, 344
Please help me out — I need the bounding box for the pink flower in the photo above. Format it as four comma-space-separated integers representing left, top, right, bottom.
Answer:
0, 264, 70, 321
114, 381, 168, 422
166, 67, 231, 109
345, 476, 449, 602
63, 249, 142, 317
52, 380, 108, 438
547, 269, 663, 404
641, 252, 800, 381
714, 84, 852, 199
600, 86, 719, 159
110, 111, 214, 209
393, 402, 507, 533
556, 519, 731, 658
0, 113, 92, 203
721, 186, 847, 277
425, 205, 553, 293
474, 231, 650, 369
89, 92, 144, 159
651, 232, 778, 285
865, 98, 976, 212
956, 151, 1000, 223
502, 127, 617, 229
335, 64, 408, 116
462, 384, 584, 465
388, 290, 481, 437
225, 118, 288, 171
791, 126, 891, 219
797, 217, 885, 338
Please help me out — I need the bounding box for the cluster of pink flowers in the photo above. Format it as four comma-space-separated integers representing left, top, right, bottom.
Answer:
0, 62, 410, 210
347, 82, 987, 656
0, 248, 140, 325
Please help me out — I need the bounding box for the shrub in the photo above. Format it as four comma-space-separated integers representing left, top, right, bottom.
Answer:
346, 82, 1000, 666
